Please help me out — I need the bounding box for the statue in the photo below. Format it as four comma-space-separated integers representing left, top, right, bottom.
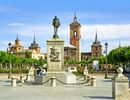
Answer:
52, 16, 60, 38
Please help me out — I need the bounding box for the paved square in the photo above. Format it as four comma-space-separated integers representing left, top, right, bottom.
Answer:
0, 74, 115, 100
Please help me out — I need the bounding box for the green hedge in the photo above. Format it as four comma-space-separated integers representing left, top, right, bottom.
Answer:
0, 68, 29, 73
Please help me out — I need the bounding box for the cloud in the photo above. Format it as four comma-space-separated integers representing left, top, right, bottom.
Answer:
80, 24, 130, 52
81, 24, 130, 40
0, 5, 19, 13
2, 23, 130, 53
8, 23, 27, 27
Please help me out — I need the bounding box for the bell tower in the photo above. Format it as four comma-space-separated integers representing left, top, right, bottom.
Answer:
10, 34, 24, 52
29, 33, 40, 53
91, 31, 102, 59
69, 14, 81, 62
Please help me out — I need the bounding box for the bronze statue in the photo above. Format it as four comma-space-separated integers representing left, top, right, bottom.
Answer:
52, 16, 60, 38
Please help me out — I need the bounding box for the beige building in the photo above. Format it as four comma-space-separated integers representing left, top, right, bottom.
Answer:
10, 34, 45, 60
10, 35, 24, 53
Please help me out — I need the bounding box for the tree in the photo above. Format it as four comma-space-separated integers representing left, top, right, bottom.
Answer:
108, 46, 130, 72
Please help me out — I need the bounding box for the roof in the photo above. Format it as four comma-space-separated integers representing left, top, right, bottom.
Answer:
11, 44, 23, 47
69, 22, 81, 27
64, 42, 76, 49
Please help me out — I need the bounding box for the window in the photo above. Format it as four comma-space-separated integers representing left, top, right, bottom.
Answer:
73, 31, 77, 37
95, 47, 98, 50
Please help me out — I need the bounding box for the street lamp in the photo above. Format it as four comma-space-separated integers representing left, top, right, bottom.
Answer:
8, 42, 12, 79
105, 42, 108, 79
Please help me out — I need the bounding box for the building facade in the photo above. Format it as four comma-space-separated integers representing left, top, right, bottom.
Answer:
10, 34, 45, 60
64, 43, 77, 62
10, 35, 24, 53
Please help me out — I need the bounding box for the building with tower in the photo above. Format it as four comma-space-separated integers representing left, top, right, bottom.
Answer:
69, 14, 81, 63
91, 32, 102, 59
10, 35, 24, 53
28, 33, 40, 54
9, 34, 45, 60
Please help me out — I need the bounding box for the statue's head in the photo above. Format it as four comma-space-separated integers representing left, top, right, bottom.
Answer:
55, 16, 57, 19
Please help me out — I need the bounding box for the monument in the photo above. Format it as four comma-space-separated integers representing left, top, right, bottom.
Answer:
34, 16, 76, 85
47, 16, 64, 72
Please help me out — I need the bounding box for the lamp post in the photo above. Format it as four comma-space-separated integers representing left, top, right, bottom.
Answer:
8, 42, 12, 79
105, 42, 108, 79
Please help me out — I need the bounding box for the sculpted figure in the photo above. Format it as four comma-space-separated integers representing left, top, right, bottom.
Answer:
52, 16, 60, 38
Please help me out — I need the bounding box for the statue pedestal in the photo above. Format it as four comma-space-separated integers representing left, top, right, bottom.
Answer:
47, 38, 64, 71
34, 38, 76, 85
45, 38, 66, 85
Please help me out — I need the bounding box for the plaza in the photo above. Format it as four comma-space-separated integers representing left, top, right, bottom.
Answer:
0, 1, 130, 100
0, 74, 114, 100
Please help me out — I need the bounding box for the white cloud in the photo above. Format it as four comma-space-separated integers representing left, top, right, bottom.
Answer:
0, 5, 19, 13
80, 24, 130, 52
81, 24, 130, 40
2, 23, 130, 53
8, 23, 27, 26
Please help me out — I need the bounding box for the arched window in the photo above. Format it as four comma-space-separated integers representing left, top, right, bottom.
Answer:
73, 31, 77, 37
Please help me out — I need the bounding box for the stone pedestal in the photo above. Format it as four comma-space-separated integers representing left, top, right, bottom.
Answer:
34, 75, 44, 84
46, 38, 66, 84
112, 67, 129, 100
34, 37, 77, 85
66, 72, 76, 84
47, 38, 64, 71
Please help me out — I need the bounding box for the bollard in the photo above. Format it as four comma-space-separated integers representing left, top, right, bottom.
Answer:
20, 75, 24, 83
11, 77, 17, 87
84, 75, 87, 80
51, 77, 56, 87
91, 77, 96, 87
26, 75, 31, 82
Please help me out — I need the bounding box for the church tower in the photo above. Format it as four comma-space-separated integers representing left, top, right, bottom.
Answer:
91, 31, 102, 59
10, 34, 24, 52
69, 14, 81, 62
29, 33, 40, 53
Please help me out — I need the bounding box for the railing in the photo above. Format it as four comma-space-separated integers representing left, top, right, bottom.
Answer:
11, 74, 95, 87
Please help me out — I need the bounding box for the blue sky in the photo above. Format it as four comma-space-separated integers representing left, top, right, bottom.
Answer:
0, 0, 130, 53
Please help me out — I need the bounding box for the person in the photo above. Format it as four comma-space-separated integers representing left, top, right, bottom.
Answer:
52, 16, 60, 38
39, 69, 46, 75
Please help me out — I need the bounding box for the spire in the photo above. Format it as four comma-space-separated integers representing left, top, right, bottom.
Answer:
95, 29, 98, 42
93, 29, 100, 44
74, 12, 77, 22
33, 32, 36, 44
16, 33, 19, 40
119, 41, 121, 48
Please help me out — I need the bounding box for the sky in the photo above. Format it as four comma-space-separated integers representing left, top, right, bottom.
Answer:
0, 0, 130, 53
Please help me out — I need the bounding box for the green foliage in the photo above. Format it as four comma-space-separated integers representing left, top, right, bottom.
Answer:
0, 68, 9, 73
98, 56, 106, 64
67, 60, 79, 65
0, 51, 46, 73
0, 68, 29, 73
108, 46, 130, 67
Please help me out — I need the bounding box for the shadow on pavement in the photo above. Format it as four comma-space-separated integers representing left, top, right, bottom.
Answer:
4, 80, 11, 82
102, 80, 112, 82
84, 96, 113, 99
